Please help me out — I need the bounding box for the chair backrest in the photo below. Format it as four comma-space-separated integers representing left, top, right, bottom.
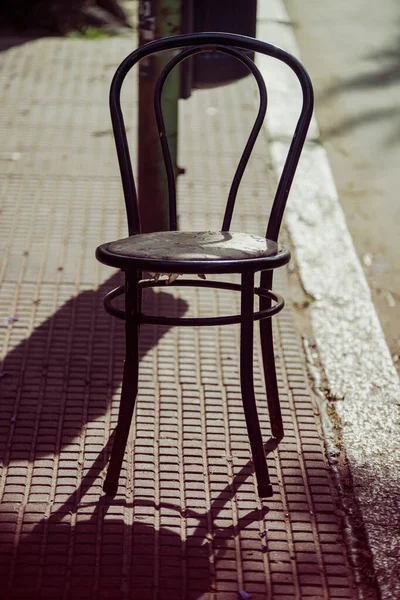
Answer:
110, 32, 313, 241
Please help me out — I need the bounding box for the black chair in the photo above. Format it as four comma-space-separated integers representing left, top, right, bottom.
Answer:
96, 32, 313, 498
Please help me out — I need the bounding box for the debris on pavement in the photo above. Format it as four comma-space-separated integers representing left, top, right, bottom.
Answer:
362, 253, 373, 267
148, 272, 206, 284
5, 316, 19, 324
383, 291, 396, 308
0, 152, 21, 161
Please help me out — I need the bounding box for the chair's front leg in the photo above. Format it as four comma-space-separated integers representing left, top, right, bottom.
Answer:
259, 270, 284, 440
103, 271, 140, 496
240, 272, 273, 498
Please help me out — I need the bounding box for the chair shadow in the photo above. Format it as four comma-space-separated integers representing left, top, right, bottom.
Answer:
1, 439, 271, 600
264, 437, 279, 455
0, 271, 188, 463
0, 272, 290, 598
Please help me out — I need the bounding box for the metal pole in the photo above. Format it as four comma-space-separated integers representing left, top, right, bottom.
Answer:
138, 0, 181, 233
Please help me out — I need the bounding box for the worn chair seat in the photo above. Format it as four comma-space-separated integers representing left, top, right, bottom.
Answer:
96, 230, 291, 274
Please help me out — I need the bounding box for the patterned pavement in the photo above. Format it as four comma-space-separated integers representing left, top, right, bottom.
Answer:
0, 32, 356, 600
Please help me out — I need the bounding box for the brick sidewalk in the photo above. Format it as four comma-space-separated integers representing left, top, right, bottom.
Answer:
0, 35, 356, 599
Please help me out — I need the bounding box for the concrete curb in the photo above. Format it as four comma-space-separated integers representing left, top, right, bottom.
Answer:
256, 1, 400, 599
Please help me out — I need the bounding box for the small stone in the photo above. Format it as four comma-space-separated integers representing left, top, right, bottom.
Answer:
384, 291, 396, 308
363, 253, 372, 267
5, 316, 19, 324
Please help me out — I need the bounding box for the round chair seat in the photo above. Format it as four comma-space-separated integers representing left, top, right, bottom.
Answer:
96, 230, 291, 274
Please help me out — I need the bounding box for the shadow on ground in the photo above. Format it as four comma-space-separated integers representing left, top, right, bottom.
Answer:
0, 272, 188, 463
0, 272, 284, 598
0, 0, 131, 48
317, 25, 400, 144
1, 437, 272, 600
0, 32, 45, 52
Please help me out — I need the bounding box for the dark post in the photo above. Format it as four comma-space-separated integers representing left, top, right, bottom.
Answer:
138, 0, 181, 233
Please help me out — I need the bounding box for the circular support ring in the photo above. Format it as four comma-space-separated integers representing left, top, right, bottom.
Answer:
103, 278, 285, 326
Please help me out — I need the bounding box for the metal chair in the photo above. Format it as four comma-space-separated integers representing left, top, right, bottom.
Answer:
96, 32, 313, 498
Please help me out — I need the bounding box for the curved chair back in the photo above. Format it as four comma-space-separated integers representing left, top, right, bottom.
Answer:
110, 32, 313, 241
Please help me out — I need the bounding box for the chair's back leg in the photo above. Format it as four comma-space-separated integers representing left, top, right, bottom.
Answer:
259, 270, 284, 441
240, 272, 273, 498
259, 315, 284, 441
103, 272, 141, 496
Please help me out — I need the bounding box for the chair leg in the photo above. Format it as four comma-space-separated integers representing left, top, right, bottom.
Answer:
103, 272, 140, 496
259, 271, 284, 441
260, 318, 284, 440
240, 272, 273, 498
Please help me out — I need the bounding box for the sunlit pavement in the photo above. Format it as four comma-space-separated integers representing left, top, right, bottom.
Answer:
0, 29, 359, 600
